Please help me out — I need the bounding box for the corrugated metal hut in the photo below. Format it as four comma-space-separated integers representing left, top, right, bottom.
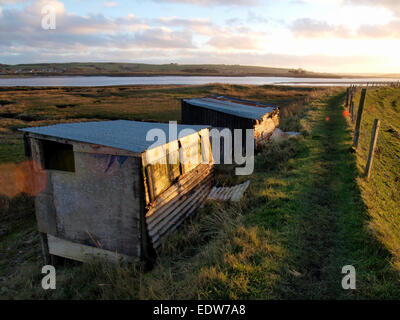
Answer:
181, 96, 279, 149
20, 120, 214, 262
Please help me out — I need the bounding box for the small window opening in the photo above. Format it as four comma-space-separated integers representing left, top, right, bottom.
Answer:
42, 140, 75, 172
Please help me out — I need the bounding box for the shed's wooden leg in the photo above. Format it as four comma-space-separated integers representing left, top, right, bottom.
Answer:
39, 232, 51, 265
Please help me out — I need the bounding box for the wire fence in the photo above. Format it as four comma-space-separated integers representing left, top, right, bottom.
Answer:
346, 86, 400, 184
379, 125, 400, 163
346, 86, 400, 268
350, 81, 400, 88
362, 124, 400, 230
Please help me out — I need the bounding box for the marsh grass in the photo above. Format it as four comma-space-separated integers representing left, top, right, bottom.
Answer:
2, 85, 399, 299
1, 84, 324, 299
0, 84, 330, 164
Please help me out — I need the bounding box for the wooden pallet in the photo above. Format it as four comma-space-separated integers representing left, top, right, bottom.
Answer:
207, 180, 250, 202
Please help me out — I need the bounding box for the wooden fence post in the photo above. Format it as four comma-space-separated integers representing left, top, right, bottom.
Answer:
345, 87, 350, 108
353, 88, 367, 149
350, 90, 353, 107
350, 100, 355, 122
365, 119, 380, 180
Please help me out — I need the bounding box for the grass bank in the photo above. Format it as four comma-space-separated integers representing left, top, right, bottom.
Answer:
350, 87, 400, 271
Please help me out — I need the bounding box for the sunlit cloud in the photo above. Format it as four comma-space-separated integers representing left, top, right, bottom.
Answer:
207, 35, 262, 50
290, 18, 352, 38
291, 17, 400, 39
358, 20, 400, 38
345, 0, 400, 17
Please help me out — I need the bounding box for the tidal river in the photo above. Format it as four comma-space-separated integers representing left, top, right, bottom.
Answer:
0, 76, 398, 87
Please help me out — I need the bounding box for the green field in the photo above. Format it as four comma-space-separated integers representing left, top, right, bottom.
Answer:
1, 85, 400, 299
0, 62, 340, 78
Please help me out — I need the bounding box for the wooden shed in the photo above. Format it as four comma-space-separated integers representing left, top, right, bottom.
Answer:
181, 96, 279, 149
20, 120, 214, 263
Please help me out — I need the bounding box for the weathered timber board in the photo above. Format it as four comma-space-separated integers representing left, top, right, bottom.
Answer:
207, 180, 250, 202
47, 234, 134, 263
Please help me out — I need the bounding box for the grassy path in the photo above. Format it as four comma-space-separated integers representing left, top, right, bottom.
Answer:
271, 92, 400, 299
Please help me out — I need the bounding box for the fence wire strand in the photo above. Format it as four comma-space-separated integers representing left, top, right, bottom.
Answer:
378, 124, 400, 164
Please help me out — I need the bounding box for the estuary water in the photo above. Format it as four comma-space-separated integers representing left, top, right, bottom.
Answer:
0, 76, 398, 87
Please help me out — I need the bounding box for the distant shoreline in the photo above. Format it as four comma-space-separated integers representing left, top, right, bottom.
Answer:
1, 73, 399, 80
0, 73, 345, 78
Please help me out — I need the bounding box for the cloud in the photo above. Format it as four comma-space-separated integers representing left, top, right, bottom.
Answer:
207, 34, 262, 50
134, 28, 195, 48
102, 1, 118, 7
290, 18, 351, 38
345, 0, 400, 17
0, 0, 29, 4
290, 17, 400, 39
358, 20, 400, 38
298, 0, 344, 4
157, 17, 216, 35
151, 0, 259, 6
225, 17, 240, 26
247, 11, 269, 24
0, 0, 195, 51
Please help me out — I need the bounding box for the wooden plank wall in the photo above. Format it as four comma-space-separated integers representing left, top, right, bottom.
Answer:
142, 129, 214, 250
50, 152, 142, 257
254, 110, 280, 148
27, 136, 143, 259
142, 129, 211, 202
182, 101, 280, 151
145, 164, 214, 250
142, 139, 181, 201
182, 101, 254, 131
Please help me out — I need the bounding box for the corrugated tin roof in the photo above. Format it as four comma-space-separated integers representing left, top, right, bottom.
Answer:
20, 120, 208, 154
182, 96, 278, 120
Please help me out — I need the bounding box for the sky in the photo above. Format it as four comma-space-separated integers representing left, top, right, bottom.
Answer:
0, 0, 399, 73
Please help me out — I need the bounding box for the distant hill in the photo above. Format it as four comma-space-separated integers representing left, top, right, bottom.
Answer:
0, 62, 342, 78
381, 74, 400, 79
